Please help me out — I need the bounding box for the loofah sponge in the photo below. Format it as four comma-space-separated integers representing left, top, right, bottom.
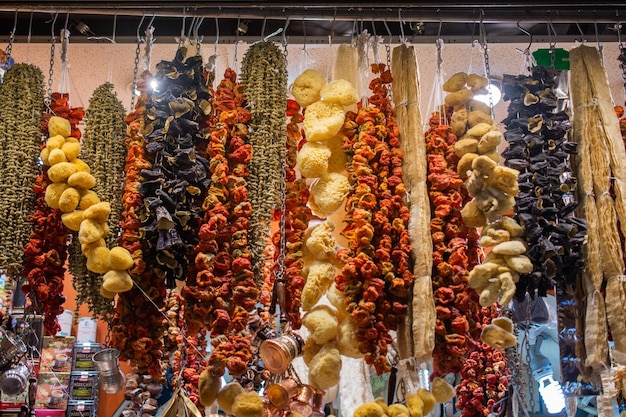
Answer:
308, 342, 341, 390
310, 172, 351, 217
198, 369, 221, 407
79, 190, 100, 210
303, 101, 346, 142
296, 141, 332, 178
303, 305, 339, 344
431, 377, 456, 403
58, 187, 82, 213
320, 79, 359, 107
48, 116, 72, 137
67, 172, 96, 190
326, 134, 348, 173
48, 162, 77, 183
86, 247, 111, 274
217, 382, 245, 415
102, 269, 133, 293
232, 391, 264, 417
442, 72, 468, 92
306, 221, 337, 260
292, 69, 327, 108
83, 201, 111, 223
353, 402, 385, 417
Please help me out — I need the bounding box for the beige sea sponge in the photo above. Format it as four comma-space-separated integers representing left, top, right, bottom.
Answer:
48, 148, 68, 165
337, 316, 362, 358
198, 369, 221, 407
467, 73, 489, 92
453, 138, 478, 157
327, 283, 348, 317
320, 79, 358, 106
478, 130, 502, 154
232, 392, 264, 417
79, 190, 100, 210
48, 116, 72, 137
61, 210, 84, 232
353, 402, 385, 417
47, 162, 77, 183
86, 246, 111, 274
100, 286, 117, 299
492, 240, 526, 256
309, 342, 342, 390
303, 305, 339, 344
109, 246, 134, 270
387, 404, 410, 417
303, 101, 346, 142
326, 135, 348, 173
217, 382, 245, 415
442, 72, 468, 92
468, 110, 493, 127
301, 261, 336, 310
102, 269, 133, 293
417, 389, 436, 415
405, 392, 424, 417
481, 321, 517, 349
81, 238, 106, 258
457, 153, 479, 180
40, 147, 50, 166
83, 201, 111, 223
444, 88, 473, 108
310, 172, 351, 217
67, 172, 96, 189
292, 69, 327, 108
466, 122, 494, 138
296, 141, 332, 178
487, 165, 520, 196
303, 337, 323, 365
431, 377, 456, 403
78, 219, 107, 244
306, 221, 337, 260
46, 134, 66, 151
58, 187, 82, 213
461, 199, 486, 227
71, 158, 91, 173
450, 108, 469, 137
44, 182, 70, 209
61, 141, 81, 161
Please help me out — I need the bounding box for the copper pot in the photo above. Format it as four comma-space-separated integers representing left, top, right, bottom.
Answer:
260, 333, 303, 374
289, 384, 316, 417
266, 377, 301, 409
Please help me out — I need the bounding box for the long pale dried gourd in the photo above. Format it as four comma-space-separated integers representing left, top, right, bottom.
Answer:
391, 44, 434, 362
334, 44, 360, 101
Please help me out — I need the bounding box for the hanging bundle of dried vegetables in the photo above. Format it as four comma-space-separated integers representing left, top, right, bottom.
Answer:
69, 82, 126, 318
571, 45, 626, 369
0, 64, 44, 276
240, 41, 287, 281
182, 67, 257, 378
23, 93, 83, 335
335, 63, 414, 375
112, 71, 167, 377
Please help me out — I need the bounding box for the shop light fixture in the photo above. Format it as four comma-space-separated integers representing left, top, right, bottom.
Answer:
473, 80, 502, 106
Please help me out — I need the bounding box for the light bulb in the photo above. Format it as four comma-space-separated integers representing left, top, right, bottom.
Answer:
473, 82, 502, 106
150, 79, 159, 92
537, 373, 565, 414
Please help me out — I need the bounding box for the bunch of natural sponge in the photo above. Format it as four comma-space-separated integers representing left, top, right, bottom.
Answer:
292, 69, 357, 217
442, 72, 520, 227
43, 116, 134, 297
352, 377, 455, 417
481, 316, 517, 350
216, 382, 264, 417
468, 217, 531, 307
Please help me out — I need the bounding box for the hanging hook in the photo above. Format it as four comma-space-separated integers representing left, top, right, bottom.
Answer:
49, 11, 59, 40
594, 21, 602, 50
10, 9, 18, 37
136, 15, 146, 43
260, 17, 267, 40
575, 21, 586, 43
398, 8, 406, 44
516, 21, 533, 52
329, 7, 336, 45
214, 16, 220, 54
384, 19, 393, 44
437, 20, 443, 39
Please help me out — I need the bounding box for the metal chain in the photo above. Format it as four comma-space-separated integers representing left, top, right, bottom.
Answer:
130, 38, 141, 110
5, 18, 16, 61
620, 40, 626, 105
523, 297, 537, 414
46, 37, 56, 107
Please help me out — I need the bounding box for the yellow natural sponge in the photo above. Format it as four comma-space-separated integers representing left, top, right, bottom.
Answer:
444, 89, 473, 108
431, 377, 456, 403
83, 201, 111, 223
306, 221, 337, 260
303, 337, 323, 365
48, 116, 72, 138
442, 72, 468, 92
231, 391, 264, 417
48, 148, 68, 165
308, 342, 342, 390
58, 187, 82, 213
374, 398, 388, 416
468, 110, 493, 127
217, 382, 245, 415
467, 73, 489, 92
337, 316, 362, 358
48, 162, 77, 183
320, 79, 359, 107
417, 389, 436, 415
79, 190, 100, 210
46, 134, 66, 150
102, 269, 134, 293
61, 141, 81, 161
353, 402, 385, 417
292, 69, 327, 108
405, 393, 424, 417
296, 141, 332, 178
44, 182, 70, 209
453, 138, 478, 157
81, 238, 106, 257
99, 286, 117, 299
109, 246, 134, 270
326, 135, 348, 173
86, 246, 111, 274
71, 158, 91, 173
478, 131, 502, 154
388, 404, 411, 417
40, 148, 50, 166
303, 305, 339, 344
461, 199, 487, 228
78, 219, 107, 244
61, 210, 84, 232
457, 152, 479, 180
198, 369, 221, 407
64, 137, 80, 144
310, 172, 351, 217
301, 261, 336, 310
303, 101, 346, 142
67, 172, 96, 189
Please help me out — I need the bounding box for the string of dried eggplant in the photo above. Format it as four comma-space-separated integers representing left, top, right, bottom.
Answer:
240, 41, 287, 280
69, 82, 126, 319
0, 63, 44, 276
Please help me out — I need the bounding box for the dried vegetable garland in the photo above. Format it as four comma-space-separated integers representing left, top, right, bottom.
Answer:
571, 45, 626, 369
182, 67, 257, 379
22, 93, 83, 335
240, 41, 287, 280
112, 72, 166, 377
335, 63, 414, 374
139, 46, 211, 288
70, 82, 127, 318
0, 63, 44, 276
